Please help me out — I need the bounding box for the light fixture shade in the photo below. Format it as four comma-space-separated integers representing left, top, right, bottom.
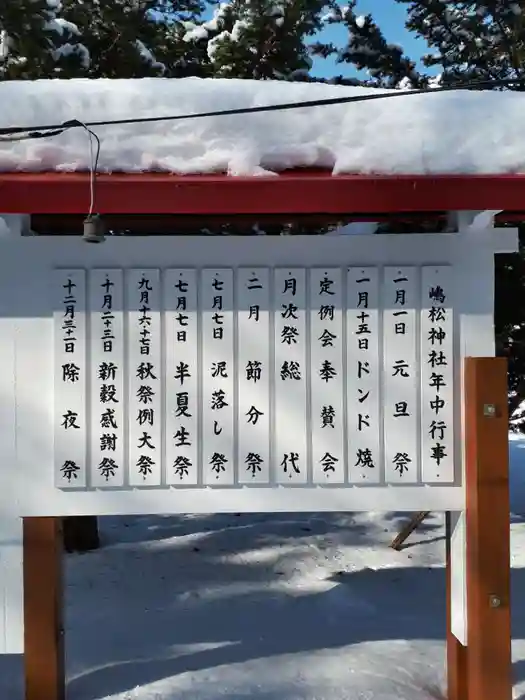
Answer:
82, 215, 105, 243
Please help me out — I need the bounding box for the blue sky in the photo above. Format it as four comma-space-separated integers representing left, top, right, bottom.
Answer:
313, 0, 433, 78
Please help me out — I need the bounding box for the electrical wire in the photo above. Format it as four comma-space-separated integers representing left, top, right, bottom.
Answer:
0, 76, 522, 138
73, 120, 101, 218
0, 118, 102, 216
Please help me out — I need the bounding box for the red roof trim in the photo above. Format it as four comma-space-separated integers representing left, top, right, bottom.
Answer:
1, 171, 525, 215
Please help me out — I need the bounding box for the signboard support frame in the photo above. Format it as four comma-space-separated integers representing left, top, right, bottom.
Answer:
23, 518, 64, 700
3, 227, 512, 699
446, 357, 511, 700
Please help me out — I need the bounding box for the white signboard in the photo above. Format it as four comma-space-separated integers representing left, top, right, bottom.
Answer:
201, 269, 235, 485
383, 267, 419, 483
54, 269, 87, 487
237, 268, 271, 484
346, 267, 380, 484
274, 268, 308, 484
310, 268, 344, 484
90, 269, 125, 488
0, 232, 509, 517
164, 269, 199, 486
53, 263, 456, 492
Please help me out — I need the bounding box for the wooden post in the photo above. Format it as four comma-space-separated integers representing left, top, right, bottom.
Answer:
463, 357, 512, 700
24, 517, 65, 700
446, 511, 468, 700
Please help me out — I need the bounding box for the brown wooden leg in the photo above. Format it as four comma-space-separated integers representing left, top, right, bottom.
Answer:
24, 517, 65, 700
464, 357, 512, 700
390, 511, 430, 550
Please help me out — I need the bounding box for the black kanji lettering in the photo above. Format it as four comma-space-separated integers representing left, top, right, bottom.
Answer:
320, 452, 338, 472
393, 452, 411, 475
137, 408, 154, 425
319, 360, 336, 382
429, 420, 446, 441
246, 406, 264, 425
100, 433, 117, 451
100, 408, 118, 429
392, 360, 410, 378
173, 455, 192, 479
246, 361, 262, 383
430, 443, 447, 465
430, 395, 446, 414
319, 275, 334, 295
62, 363, 80, 382
355, 448, 375, 469
211, 390, 228, 410
210, 452, 228, 477
136, 362, 157, 381
321, 405, 335, 428
429, 285, 446, 304
281, 303, 299, 320
211, 361, 228, 378
281, 326, 299, 344
174, 426, 191, 447
428, 327, 446, 346
61, 410, 79, 430
60, 460, 80, 481
136, 385, 154, 404
283, 277, 297, 296
98, 457, 118, 481
175, 392, 191, 418
319, 329, 336, 347
100, 384, 119, 403
136, 454, 155, 478
174, 362, 191, 385
280, 361, 301, 380
98, 362, 117, 381
245, 452, 263, 476
137, 432, 155, 449
281, 452, 300, 476
428, 307, 446, 323
249, 305, 260, 321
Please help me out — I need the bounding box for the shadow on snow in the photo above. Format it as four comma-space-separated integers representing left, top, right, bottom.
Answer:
54, 512, 525, 700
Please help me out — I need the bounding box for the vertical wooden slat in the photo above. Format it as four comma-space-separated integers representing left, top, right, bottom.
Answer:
464, 357, 511, 700
24, 517, 65, 700
446, 511, 468, 700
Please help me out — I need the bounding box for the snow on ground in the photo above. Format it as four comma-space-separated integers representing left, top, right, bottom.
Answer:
0, 437, 524, 700
1, 78, 525, 176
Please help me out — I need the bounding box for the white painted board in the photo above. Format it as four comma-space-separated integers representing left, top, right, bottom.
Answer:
347, 267, 381, 483
310, 268, 345, 483
382, 266, 419, 484
1, 234, 483, 517
54, 269, 87, 488
127, 269, 162, 486
90, 269, 125, 487
274, 268, 308, 484
237, 268, 271, 484
201, 269, 235, 485
421, 266, 455, 483
165, 269, 199, 486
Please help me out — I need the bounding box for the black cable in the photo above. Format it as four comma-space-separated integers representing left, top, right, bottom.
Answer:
0, 76, 522, 138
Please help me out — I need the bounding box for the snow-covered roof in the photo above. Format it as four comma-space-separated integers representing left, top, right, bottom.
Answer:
0, 77, 524, 177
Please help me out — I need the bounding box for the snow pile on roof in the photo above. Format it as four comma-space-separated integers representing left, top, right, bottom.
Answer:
0, 77, 524, 176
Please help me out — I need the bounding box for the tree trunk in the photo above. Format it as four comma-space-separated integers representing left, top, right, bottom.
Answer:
63, 516, 100, 553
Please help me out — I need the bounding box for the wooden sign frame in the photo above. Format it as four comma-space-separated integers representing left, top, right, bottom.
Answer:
22, 359, 512, 700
